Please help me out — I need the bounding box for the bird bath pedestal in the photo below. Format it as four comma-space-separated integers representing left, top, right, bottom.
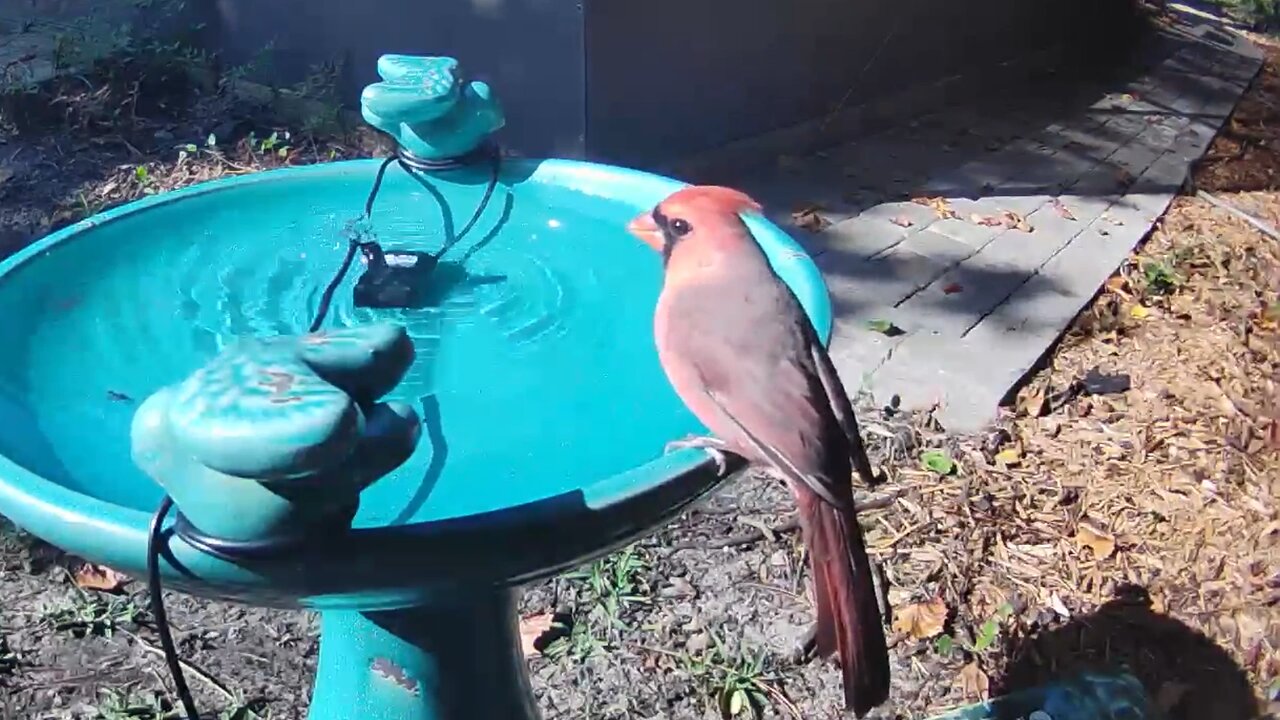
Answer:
0, 55, 834, 720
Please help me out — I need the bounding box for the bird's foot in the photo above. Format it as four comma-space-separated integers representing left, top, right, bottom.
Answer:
665, 435, 731, 476
791, 623, 820, 665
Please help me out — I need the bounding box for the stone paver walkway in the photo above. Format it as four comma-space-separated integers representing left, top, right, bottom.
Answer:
718, 9, 1263, 432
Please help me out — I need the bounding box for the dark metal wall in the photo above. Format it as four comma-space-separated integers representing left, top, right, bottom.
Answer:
22, 0, 1135, 169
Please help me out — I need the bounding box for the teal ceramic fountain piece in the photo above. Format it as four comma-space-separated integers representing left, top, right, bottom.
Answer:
0, 54, 833, 720
131, 322, 421, 543
360, 55, 505, 161
929, 672, 1161, 720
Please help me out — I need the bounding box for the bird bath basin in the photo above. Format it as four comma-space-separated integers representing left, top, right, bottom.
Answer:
0, 57, 834, 720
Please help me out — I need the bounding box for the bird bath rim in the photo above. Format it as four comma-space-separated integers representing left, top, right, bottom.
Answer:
0, 157, 834, 610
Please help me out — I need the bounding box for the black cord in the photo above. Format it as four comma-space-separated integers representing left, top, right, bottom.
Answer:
309, 144, 503, 332
145, 142, 504, 719
147, 496, 201, 719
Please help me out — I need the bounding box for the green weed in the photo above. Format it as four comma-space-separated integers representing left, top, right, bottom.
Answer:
934, 602, 1014, 657
95, 689, 178, 720
681, 632, 779, 719
44, 594, 147, 638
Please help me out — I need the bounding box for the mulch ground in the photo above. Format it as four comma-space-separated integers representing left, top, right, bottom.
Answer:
0, 14, 1277, 720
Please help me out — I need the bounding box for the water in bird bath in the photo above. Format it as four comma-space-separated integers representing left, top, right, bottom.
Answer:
0, 163, 696, 527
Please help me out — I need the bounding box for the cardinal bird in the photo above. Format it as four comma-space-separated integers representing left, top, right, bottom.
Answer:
628, 185, 890, 716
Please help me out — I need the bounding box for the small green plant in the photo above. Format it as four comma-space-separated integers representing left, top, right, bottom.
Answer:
134, 164, 159, 194
218, 692, 272, 720
564, 545, 652, 625
920, 449, 957, 475
247, 130, 292, 160
541, 617, 606, 661
44, 594, 147, 638
51, 32, 84, 71
548, 545, 654, 660
95, 688, 179, 720
682, 633, 776, 719
290, 59, 346, 136
934, 603, 1014, 657
76, 192, 97, 219
218, 41, 275, 96
1140, 258, 1182, 297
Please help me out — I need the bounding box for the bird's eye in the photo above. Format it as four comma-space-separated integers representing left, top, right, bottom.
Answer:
669, 218, 692, 236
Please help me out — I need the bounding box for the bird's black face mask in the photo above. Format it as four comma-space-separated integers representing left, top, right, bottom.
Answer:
352, 243, 440, 310
651, 208, 693, 266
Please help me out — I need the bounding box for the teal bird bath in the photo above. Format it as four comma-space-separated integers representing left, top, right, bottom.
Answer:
0, 57, 834, 719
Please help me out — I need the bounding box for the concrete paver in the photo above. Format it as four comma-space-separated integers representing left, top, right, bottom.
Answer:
715, 8, 1264, 432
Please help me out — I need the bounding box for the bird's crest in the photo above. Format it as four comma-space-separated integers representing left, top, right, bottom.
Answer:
661, 185, 762, 216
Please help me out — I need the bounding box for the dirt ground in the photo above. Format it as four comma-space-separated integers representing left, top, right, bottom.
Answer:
1, 14, 1278, 720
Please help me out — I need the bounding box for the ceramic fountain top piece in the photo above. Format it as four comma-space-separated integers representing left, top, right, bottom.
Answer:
130, 322, 421, 544
359, 55, 505, 161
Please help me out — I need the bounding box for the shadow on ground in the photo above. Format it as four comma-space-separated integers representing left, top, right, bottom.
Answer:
997, 584, 1260, 720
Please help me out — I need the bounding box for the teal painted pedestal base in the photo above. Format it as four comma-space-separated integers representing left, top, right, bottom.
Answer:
311, 591, 540, 720
929, 672, 1158, 720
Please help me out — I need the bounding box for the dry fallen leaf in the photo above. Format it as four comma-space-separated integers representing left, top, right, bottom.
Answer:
1076, 521, 1117, 560
518, 613, 556, 657
1104, 275, 1132, 298
914, 196, 958, 219
1130, 304, 1151, 320
74, 563, 128, 592
1018, 380, 1051, 418
970, 211, 1032, 232
994, 446, 1022, 467
1048, 592, 1072, 619
890, 215, 915, 228
942, 282, 964, 295
892, 596, 948, 639
792, 206, 830, 232
956, 662, 991, 700
1002, 210, 1034, 233
1051, 198, 1077, 220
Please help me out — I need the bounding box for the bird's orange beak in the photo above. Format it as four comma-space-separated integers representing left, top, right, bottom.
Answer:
627, 211, 664, 252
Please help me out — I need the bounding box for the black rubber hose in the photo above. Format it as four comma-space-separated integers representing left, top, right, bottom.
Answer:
147, 496, 201, 719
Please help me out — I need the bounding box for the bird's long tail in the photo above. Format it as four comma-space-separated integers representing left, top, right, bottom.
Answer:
800, 492, 890, 717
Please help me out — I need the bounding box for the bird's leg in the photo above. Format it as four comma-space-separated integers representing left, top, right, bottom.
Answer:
664, 435, 731, 476
791, 623, 820, 664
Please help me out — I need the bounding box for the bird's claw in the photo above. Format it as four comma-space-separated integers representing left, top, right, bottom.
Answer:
664, 435, 731, 476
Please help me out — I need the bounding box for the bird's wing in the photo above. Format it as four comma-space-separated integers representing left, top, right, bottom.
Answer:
808, 336, 880, 487
685, 311, 856, 514
702, 386, 850, 511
